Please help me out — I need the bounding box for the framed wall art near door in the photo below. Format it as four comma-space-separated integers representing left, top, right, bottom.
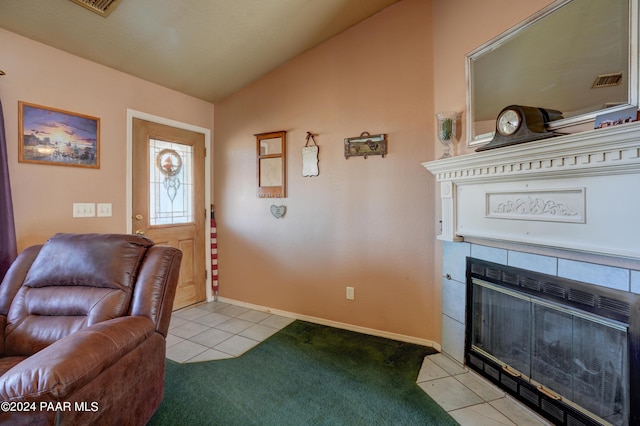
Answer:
18, 101, 100, 168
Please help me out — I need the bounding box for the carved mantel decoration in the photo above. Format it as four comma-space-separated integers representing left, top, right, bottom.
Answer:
487, 188, 584, 223
422, 123, 640, 260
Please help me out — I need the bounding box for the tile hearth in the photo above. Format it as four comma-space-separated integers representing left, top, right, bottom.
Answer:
418, 353, 551, 426
169, 301, 550, 425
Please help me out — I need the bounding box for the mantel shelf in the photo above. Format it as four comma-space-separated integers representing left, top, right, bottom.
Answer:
422, 123, 640, 259
423, 123, 640, 183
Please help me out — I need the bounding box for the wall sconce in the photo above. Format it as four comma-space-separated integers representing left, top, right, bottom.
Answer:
435, 111, 460, 159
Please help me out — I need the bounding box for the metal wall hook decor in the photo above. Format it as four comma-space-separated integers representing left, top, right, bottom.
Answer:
305, 131, 317, 146
344, 131, 387, 159
302, 131, 319, 177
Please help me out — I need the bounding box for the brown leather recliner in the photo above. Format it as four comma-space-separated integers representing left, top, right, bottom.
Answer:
0, 233, 182, 425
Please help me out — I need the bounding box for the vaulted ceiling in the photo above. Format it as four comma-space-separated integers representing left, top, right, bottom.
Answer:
0, 0, 400, 103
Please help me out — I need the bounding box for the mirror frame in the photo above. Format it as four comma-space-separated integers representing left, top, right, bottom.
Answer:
256, 130, 287, 198
466, 0, 639, 147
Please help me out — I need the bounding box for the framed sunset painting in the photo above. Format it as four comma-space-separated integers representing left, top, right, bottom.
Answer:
18, 102, 100, 168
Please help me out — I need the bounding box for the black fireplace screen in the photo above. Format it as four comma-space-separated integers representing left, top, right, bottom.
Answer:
471, 280, 628, 425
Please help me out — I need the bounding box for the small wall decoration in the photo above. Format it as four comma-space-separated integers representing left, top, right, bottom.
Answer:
344, 132, 387, 159
18, 101, 100, 168
256, 130, 286, 198
156, 148, 182, 201
302, 131, 319, 177
270, 200, 286, 219
594, 105, 638, 129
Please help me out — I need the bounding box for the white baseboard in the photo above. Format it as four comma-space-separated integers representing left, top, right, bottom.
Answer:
212, 296, 441, 352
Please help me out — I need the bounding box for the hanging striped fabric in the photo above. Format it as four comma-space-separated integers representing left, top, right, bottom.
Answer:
210, 207, 219, 300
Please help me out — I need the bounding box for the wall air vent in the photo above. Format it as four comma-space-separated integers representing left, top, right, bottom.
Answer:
69, 0, 122, 17
592, 72, 623, 89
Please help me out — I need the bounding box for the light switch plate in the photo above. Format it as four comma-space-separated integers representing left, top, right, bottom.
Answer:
73, 203, 95, 218
97, 203, 112, 217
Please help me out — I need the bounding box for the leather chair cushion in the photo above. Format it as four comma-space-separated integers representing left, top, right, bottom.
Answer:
22, 233, 153, 291
4, 234, 154, 356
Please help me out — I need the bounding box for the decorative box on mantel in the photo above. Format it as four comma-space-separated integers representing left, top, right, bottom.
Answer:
422, 123, 640, 260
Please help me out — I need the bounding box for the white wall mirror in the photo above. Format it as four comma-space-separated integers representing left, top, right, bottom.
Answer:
466, 0, 639, 147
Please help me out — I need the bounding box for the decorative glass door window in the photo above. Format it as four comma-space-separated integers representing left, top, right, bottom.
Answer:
149, 138, 193, 226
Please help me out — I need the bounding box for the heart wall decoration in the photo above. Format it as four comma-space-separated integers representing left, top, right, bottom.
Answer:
270, 204, 286, 219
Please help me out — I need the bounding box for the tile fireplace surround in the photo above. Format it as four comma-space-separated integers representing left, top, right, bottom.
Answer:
423, 122, 640, 361
423, 122, 640, 423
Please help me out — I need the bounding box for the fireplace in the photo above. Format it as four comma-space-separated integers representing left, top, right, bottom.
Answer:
465, 257, 640, 425
422, 123, 640, 423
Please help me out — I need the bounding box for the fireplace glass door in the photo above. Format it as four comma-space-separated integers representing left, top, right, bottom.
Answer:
471, 279, 629, 425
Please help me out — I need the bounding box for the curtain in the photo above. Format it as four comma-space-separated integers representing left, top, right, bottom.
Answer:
0, 98, 17, 280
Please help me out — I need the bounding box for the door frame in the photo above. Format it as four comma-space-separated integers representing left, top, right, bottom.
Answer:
125, 109, 213, 302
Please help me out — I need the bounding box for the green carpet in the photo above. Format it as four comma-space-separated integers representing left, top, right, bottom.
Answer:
149, 321, 458, 426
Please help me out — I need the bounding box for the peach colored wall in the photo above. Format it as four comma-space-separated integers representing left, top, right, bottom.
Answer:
429, 0, 555, 306
0, 0, 560, 344
433, 0, 555, 157
0, 28, 214, 251
214, 0, 436, 340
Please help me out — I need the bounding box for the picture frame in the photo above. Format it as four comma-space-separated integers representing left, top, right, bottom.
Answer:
18, 101, 100, 168
594, 105, 638, 129
343, 132, 387, 159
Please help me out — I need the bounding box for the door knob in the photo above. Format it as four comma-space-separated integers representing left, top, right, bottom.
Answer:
135, 230, 145, 235
135, 214, 143, 221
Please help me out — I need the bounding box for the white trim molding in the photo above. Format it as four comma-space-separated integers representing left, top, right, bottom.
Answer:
423, 123, 640, 260
215, 297, 441, 350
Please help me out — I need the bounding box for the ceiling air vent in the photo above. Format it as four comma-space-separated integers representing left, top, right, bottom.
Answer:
69, 0, 122, 17
591, 72, 623, 89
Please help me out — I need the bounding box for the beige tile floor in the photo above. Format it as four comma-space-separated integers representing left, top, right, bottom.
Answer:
167, 301, 295, 363
168, 301, 551, 426
417, 354, 552, 425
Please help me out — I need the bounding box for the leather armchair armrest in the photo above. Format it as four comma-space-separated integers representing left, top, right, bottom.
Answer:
130, 245, 182, 337
0, 245, 42, 356
0, 245, 42, 316
0, 316, 155, 401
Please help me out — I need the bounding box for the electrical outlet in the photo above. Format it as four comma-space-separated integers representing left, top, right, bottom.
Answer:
346, 286, 355, 300
73, 203, 95, 218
